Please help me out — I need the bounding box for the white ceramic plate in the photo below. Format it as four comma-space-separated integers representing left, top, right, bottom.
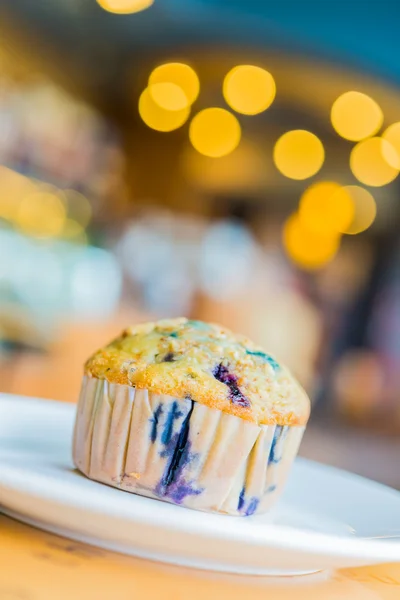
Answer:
1, 393, 400, 575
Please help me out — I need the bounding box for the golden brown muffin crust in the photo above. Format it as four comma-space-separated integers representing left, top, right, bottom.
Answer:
84, 318, 310, 426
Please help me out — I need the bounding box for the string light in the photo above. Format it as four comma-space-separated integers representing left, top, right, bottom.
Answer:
149, 62, 199, 106
189, 108, 241, 157
331, 91, 383, 141
341, 186, 377, 234
148, 82, 188, 112
96, 0, 154, 14
350, 137, 399, 186
61, 189, 92, 227
139, 86, 190, 131
299, 182, 354, 235
16, 192, 66, 238
223, 65, 276, 115
0, 169, 92, 242
62, 218, 88, 245
283, 212, 340, 270
0, 167, 37, 221
273, 130, 324, 180
382, 122, 400, 166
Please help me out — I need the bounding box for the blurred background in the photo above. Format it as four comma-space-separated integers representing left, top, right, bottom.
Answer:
1, 0, 400, 487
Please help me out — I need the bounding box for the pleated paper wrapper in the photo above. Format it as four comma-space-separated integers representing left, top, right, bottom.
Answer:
73, 376, 305, 516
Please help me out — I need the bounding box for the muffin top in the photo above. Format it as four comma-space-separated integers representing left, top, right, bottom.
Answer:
85, 318, 310, 426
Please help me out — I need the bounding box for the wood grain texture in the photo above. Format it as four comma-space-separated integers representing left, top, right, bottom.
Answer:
1, 515, 400, 600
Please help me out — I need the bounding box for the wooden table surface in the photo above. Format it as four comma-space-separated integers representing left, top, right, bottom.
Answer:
2, 515, 400, 599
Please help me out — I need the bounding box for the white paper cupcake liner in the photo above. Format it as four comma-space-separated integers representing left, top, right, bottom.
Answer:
73, 376, 305, 516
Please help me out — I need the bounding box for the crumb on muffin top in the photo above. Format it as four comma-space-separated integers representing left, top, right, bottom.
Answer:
84, 317, 310, 426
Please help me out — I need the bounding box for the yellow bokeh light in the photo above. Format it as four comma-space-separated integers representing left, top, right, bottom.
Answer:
223, 65, 276, 115
16, 192, 66, 238
96, 0, 154, 14
299, 182, 354, 235
331, 91, 383, 141
350, 137, 399, 186
189, 108, 241, 158
0, 167, 37, 221
149, 62, 199, 106
341, 186, 377, 234
283, 212, 340, 270
139, 86, 190, 132
382, 122, 400, 164
62, 218, 88, 245
148, 82, 189, 111
273, 130, 324, 180
61, 189, 92, 227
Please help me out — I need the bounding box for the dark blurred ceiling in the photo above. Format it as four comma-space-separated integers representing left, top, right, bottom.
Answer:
2, 0, 400, 110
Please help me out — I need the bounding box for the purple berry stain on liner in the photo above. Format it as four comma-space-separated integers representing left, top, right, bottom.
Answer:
213, 363, 251, 408
238, 488, 260, 516
238, 483, 277, 514
156, 399, 203, 503
149, 404, 163, 443
161, 401, 183, 445
159, 439, 202, 504
245, 497, 259, 516
163, 352, 175, 362
268, 426, 288, 464
238, 486, 246, 511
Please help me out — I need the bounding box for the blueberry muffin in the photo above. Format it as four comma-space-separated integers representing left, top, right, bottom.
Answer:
73, 318, 310, 516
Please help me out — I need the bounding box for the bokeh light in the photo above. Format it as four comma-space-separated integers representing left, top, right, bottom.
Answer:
62, 218, 88, 245
149, 62, 199, 106
200, 220, 258, 300
61, 189, 92, 227
139, 86, 190, 131
331, 91, 383, 141
189, 108, 241, 157
341, 186, 377, 234
148, 82, 189, 111
350, 137, 399, 186
16, 192, 66, 238
223, 65, 276, 115
283, 212, 340, 270
273, 130, 324, 180
11, 244, 64, 309
96, 0, 154, 14
71, 248, 122, 318
382, 122, 400, 164
0, 167, 37, 221
299, 182, 354, 235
